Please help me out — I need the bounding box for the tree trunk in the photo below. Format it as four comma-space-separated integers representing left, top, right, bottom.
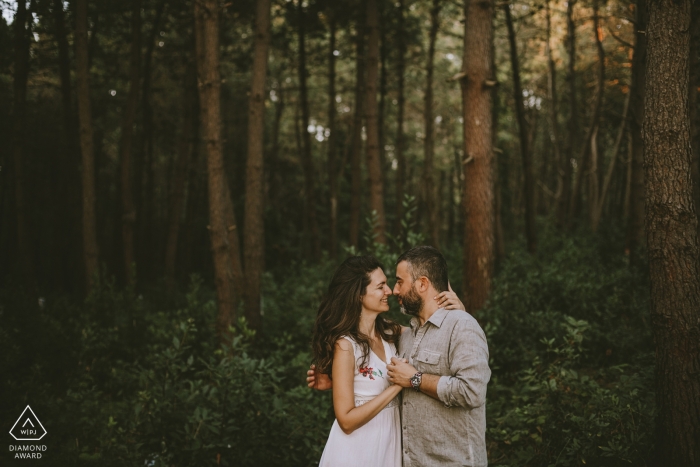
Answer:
349, 17, 366, 248
243, 0, 271, 332
423, 0, 442, 248
569, 0, 604, 225
627, 0, 647, 264
296, 0, 321, 259
12, 0, 34, 288
364, 0, 386, 244
327, 15, 339, 259
690, 2, 700, 239
137, 0, 165, 284
52, 0, 81, 292
460, 0, 495, 314
546, 0, 563, 214
557, 0, 577, 227
643, 2, 700, 464
164, 68, 197, 292
75, 0, 99, 292
394, 0, 407, 237
504, 4, 536, 253
119, 0, 142, 286
195, 0, 237, 342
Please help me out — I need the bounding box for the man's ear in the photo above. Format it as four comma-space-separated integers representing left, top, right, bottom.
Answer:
417, 276, 430, 293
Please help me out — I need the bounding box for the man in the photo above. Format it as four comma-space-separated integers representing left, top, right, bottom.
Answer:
309, 246, 491, 466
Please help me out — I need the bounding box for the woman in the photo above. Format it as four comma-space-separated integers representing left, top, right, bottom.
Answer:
312, 255, 402, 467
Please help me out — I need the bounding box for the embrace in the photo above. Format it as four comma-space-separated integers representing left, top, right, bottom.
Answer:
307, 246, 491, 467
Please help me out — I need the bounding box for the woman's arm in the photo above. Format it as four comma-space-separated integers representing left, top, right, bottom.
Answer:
434, 282, 465, 310
332, 338, 402, 435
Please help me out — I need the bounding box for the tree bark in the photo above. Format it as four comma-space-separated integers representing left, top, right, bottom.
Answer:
423, 0, 442, 248
327, 15, 339, 259
195, 0, 237, 342
119, 0, 142, 286
349, 17, 366, 248
504, 4, 536, 253
296, 0, 321, 259
460, 0, 495, 314
557, 0, 577, 227
243, 0, 271, 332
393, 0, 407, 237
364, 0, 386, 243
690, 2, 700, 239
628, 0, 647, 264
643, 2, 700, 464
12, 0, 34, 288
75, 0, 99, 292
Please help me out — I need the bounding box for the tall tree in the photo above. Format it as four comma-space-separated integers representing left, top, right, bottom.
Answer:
643, 0, 700, 464
195, 0, 237, 342
364, 0, 386, 243
296, 0, 321, 259
164, 68, 197, 292
393, 0, 407, 236
504, 4, 536, 253
349, 17, 366, 248
690, 3, 700, 239
569, 0, 604, 225
327, 13, 339, 259
75, 0, 99, 291
459, 0, 495, 313
243, 0, 271, 332
12, 0, 34, 287
627, 0, 647, 263
119, 0, 142, 286
545, 0, 563, 209
423, 0, 442, 248
557, 0, 578, 227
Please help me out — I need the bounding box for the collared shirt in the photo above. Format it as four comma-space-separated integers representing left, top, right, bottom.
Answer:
399, 308, 491, 467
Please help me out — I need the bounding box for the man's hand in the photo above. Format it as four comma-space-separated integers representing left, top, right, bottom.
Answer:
386, 357, 417, 388
307, 364, 332, 391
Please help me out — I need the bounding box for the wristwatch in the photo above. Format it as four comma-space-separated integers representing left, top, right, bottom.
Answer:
410, 372, 423, 392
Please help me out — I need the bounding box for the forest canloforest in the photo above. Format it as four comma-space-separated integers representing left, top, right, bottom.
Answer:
1, 0, 699, 465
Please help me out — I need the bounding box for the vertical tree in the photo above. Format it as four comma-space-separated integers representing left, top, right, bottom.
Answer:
628, 0, 647, 263
690, 3, 700, 238
327, 13, 339, 259
557, 0, 577, 227
12, 0, 34, 287
545, 0, 563, 208
459, 0, 495, 313
423, 0, 442, 248
643, 1, 700, 464
570, 0, 604, 225
349, 15, 366, 248
119, 0, 142, 286
296, 0, 321, 259
504, 4, 536, 253
164, 68, 197, 292
75, 0, 99, 291
243, 0, 271, 332
195, 0, 237, 341
393, 0, 407, 236
364, 0, 386, 243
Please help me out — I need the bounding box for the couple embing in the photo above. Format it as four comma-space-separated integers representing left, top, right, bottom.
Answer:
308, 246, 491, 467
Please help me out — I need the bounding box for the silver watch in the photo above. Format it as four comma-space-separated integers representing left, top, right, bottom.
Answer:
410, 372, 423, 392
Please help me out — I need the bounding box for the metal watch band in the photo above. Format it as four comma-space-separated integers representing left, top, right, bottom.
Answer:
410, 371, 423, 392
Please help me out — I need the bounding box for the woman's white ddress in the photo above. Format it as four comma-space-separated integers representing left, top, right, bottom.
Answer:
318, 336, 401, 467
